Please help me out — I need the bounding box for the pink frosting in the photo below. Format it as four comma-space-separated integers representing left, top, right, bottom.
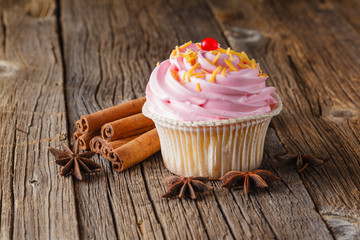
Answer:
145, 43, 277, 121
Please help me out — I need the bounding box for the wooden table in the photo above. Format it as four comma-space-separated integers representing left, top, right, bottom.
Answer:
1, 0, 359, 239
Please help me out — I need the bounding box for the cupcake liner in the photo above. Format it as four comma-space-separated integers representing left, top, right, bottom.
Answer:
143, 93, 282, 179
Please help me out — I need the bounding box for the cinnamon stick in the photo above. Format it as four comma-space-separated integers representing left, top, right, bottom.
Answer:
78, 130, 100, 151
101, 134, 140, 160
73, 131, 83, 142
111, 128, 160, 172
75, 120, 82, 133
77, 96, 146, 133
101, 113, 155, 141
89, 136, 106, 154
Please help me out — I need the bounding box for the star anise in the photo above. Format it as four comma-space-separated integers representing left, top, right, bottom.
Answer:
220, 170, 280, 195
49, 140, 101, 180
275, 153, 329, 173
162, 176, 214, 199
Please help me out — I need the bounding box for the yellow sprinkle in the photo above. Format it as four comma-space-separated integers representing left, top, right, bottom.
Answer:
185, 49, 193, 54
230, 50, 242, 57
156, 62, 160, 66
182, 72, 186, 81
186, 57, 195, 64
205, 58, 216, 66
196, 83, 201, 92
180, 41, 192, 50
171, 50, 176, 59
218, 48, 227, 54
226, 47, 231, 55
196, 43, 201, 49
189, 63, 200, 73
240, 51, 250, 64
260, 73, 269, 78
184, 50, 198, 64
212, 52, 221, 64
239, 63, 251, 69
209, 66, 222, 83
176, 46, 180, 55
229, 52, 234, 61
195, 74, 206, 78
184, 56, 192, 63
250, 59, 256, 69
258, 64, 264, 76
186, 72, 191, 82
189, 72, 203, 76
201, 69, 210, 74
224, 59, 238, 72
221, 67, 226, 76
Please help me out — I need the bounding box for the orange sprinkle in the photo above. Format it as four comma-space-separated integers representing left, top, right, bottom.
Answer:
224, 59, 238, 72
218, 48, 227, 54
189, 62, 200, 73
201, 69, 210, 74
171, 50, 176, 59
258, 63, 263, 75
186, 72, 191, 82
156, 62, 160, 66
196, 43, 201, 49
184, 50, 198, 64
250, 59, 256, 69
189, 72, 203, 76
196, 83, 201, 92
209, 66, 222, 83
229, 53, 234, 62
239, 63, 251, 69
240, 51, 250, 64
212, 52, 221, 64
205, 58, 216, 66
184, 56, 193, 63
180, 41, 192, 50
185, 49, 193, 54
170, 69, 179, 80
182, 72, 186, 81
226, 47, 231, 55
176, 46, 180, 55
195, 74, 206, 78
230, 50, 242, 57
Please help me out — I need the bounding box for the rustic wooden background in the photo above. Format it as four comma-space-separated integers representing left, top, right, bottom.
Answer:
0, 0, 359, 239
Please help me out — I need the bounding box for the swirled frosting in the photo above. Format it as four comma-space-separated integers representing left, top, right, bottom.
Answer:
145, 41, 277, 121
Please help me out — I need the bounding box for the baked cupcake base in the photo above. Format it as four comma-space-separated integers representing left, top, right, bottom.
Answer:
143, 93, 282, 180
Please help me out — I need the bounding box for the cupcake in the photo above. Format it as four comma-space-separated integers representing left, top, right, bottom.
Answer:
143, 38, 282, 179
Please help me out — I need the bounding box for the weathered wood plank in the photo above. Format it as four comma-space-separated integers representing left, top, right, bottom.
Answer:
130, 0, 236, 238
0, 0, 79, 239
328, 0, 360, 33
60, 0, 163, 239
60, 0, 354, 239
207, 0, 360, 239
60, 0, 236, 238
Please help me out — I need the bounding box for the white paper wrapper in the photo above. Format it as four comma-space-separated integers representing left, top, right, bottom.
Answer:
143, 93, 283, 179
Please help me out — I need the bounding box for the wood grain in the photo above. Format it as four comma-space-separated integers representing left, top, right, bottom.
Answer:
59, 0, 353, 239
0, 0, 79, 239
207, 0, 360, 239
60, 0, 234, 238
1, 0, 359, 239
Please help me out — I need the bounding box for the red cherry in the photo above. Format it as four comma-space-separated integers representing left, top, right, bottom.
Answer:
201, 38, 219, 51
